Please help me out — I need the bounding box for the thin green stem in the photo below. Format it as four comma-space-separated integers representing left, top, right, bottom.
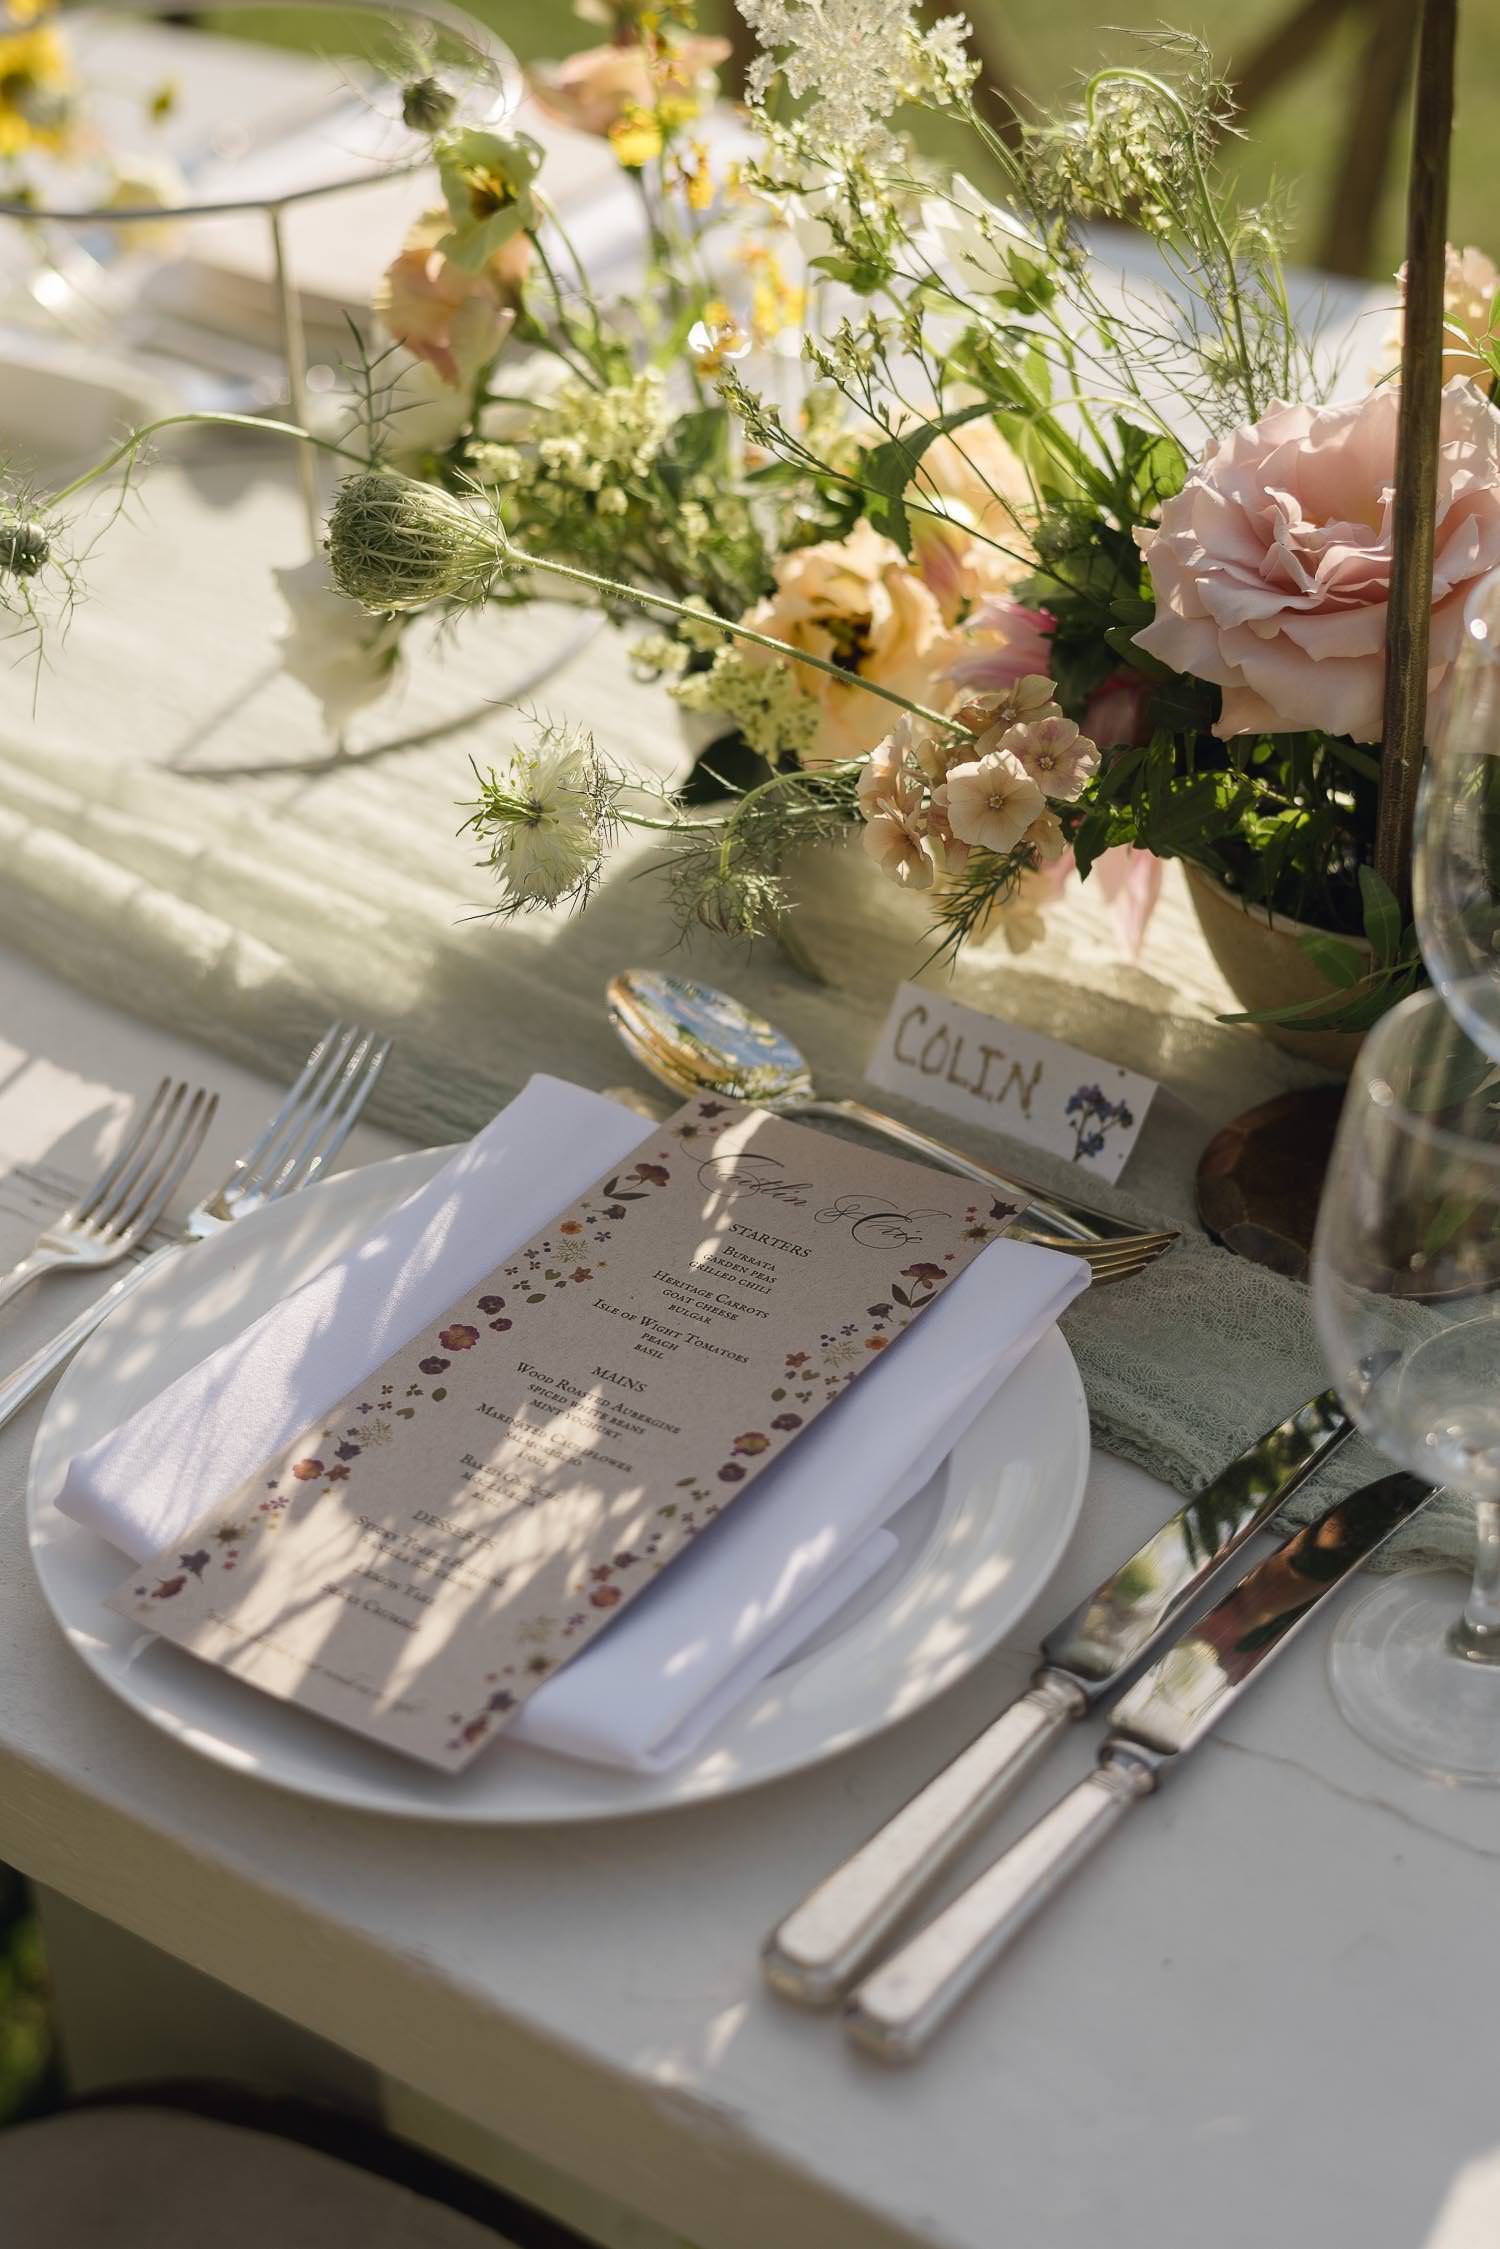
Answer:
499, 537, 968, 735
40, 410, 968, 745
44, 413, 374, 509
529, 233, 607, 385
1083, 66, 1258, 422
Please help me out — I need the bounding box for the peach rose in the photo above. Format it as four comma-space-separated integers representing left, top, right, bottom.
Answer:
740, 519, 958, 765
528, 34, 730, 139
1134, 383, 1500, 741
374, 208, 525, 389
907, 415, 1035, 620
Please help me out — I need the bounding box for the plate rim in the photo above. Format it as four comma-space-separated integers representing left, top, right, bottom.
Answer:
27, 1144, 1090, 1824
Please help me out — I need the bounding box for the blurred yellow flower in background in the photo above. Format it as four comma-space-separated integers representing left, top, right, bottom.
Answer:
0, 14, 73, 157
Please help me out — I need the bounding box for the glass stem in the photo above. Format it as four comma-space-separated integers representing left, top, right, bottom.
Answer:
1450, 1496, 1500, 1662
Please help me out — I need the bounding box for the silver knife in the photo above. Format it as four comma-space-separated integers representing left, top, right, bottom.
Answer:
846, 1468, 1434, 2061
762, 1388, 1354, 2005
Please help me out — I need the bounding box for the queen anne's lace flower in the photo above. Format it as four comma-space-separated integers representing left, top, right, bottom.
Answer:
738, 0, 972, 157
1395, 244, 1500, 388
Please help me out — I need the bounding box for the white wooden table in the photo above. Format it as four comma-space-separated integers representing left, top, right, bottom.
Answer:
1, 945, 1498, 2249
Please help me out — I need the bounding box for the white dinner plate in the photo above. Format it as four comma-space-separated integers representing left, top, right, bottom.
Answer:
28, 1147, 1090, 1823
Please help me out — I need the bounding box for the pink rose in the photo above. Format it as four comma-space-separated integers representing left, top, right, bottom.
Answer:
1083, 669, 1152, 749
948, 599, 1056, 694
1093, 846, 1164, 961
1134, 384, 1500, 742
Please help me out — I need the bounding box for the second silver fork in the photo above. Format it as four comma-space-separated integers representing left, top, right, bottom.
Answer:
0, 1079, 217, 1317
0, 1022, 390, 1430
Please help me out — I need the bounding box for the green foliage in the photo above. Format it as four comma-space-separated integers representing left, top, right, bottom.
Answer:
0, 1865, 53, 2126
857, 402, 1000, 556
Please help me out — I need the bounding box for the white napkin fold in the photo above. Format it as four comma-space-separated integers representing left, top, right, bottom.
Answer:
57, 1076, 1088, 1771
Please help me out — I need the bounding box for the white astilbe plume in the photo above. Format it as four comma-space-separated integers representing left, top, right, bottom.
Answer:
737, 0, 974, 156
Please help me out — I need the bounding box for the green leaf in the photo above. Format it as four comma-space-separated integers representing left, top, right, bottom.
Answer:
1296, 931, 1368, 989
858, 401, 996, 557
1099, 627, 1171, 681
994, 252, 1055, 315
1136, 772, 1242, 856
655, 406, 729, 502
808, 249, 891, 293
1356, 863, 1402, 968
1115, 419, 1188, 509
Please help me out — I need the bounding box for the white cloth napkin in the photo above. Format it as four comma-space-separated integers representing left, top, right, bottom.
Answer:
57, 1076, 1088, 1771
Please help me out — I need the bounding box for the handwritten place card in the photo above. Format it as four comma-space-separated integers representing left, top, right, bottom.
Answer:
865, 983, 1158, 1183
108, 1099, 1017, 1773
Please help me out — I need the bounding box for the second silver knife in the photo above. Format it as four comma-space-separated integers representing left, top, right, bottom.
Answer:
846, 1467, 1435, 2061
762, 1386, 1353, 2004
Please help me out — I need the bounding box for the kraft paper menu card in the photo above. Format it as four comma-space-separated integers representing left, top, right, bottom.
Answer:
108, 1098, 1017, 1772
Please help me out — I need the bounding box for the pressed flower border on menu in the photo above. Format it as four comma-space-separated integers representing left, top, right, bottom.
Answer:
108, 1098, 1014, 1772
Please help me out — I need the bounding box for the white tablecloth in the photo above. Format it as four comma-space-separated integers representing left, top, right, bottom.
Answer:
0, 944, 1496, 2249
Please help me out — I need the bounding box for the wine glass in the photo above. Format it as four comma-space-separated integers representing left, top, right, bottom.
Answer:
1414, 567, 1500, 1058
1312, 983, 1500, 1782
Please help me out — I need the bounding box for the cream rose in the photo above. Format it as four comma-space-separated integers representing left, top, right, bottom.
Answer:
1134, 383, 1500, 741
739, 519, 957, 765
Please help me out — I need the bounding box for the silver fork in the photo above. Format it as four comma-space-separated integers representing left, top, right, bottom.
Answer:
0, 1022, 390, 1430
599, 1087, 1173, 1286
0, 1080, 218, 1317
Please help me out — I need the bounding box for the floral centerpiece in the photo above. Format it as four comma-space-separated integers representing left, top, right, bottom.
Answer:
9, 0, 1500, 1039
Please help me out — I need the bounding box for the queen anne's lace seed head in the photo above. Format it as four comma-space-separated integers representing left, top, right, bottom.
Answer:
326, 472, 498, 613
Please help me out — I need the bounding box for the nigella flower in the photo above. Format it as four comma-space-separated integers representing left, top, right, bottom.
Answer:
401, 74, 456, 133
461, 720, 621, 917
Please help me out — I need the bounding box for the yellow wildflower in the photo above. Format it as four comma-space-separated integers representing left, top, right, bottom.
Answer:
608, 104, 663, 168
671, 137, 714, 212
741, 243, 805, 346
0, 18, 72, 156
689, 299, 750, 374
